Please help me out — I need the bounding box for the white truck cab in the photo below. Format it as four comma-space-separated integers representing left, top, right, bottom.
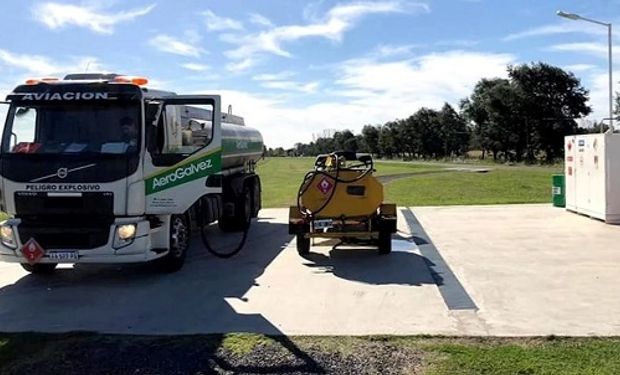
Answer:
0, 73, 263, 273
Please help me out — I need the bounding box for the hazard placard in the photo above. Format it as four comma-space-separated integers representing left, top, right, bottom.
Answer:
316, 177, 334, 195
21, 238, 45, 264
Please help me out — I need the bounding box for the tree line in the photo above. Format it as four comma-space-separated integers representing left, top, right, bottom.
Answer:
267, 62, 613, 163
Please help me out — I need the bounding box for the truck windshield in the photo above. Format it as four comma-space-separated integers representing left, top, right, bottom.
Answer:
1, 101, 140, 155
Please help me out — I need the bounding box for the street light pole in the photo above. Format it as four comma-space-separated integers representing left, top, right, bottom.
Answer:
557, 11, 614, 132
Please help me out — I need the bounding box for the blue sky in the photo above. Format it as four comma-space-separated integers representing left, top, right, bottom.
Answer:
0, 0, 619, 147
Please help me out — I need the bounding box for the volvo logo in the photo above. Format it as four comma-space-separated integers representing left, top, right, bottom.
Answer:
30, 163, 97, 182
56, 168, 68, 179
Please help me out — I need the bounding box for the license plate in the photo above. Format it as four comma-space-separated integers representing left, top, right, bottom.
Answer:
313, 219, 333, 230
47, 251, 78, 261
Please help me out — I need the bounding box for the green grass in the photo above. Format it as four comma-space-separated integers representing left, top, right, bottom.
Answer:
385, 167, 559, 206
220, 333, 275, 356
423, 337, 620, 375
257, 157, 560, 208
0, 334, 618, 374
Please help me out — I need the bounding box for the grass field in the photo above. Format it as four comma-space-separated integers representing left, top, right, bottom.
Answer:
257, 157, 561, 208
0, 333, 618, 374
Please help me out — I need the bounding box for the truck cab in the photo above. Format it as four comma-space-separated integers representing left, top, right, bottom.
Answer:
0, 74, 261, 273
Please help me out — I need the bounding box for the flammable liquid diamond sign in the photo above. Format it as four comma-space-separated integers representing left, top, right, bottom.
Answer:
317, 177, 334, 195
21, 238, 45, 264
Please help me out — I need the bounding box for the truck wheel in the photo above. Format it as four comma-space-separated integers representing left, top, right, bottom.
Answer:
21, 263, 57, 274
157, 215, 189, 273
378, 229, 392, 255
251, 180, 261, 218
219, 187, 252, 232
296, 234, 310, 256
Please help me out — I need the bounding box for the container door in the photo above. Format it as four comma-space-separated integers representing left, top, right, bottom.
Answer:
588, 134, 606, 218
564, 136, 577, 209
143, 95, 222, 214
575, 135, 589, 213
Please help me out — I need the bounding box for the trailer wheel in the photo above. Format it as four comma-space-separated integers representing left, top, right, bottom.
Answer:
156, 215, 189, 272
378, 229, 392, 255
21, 263, 57, 274
296, 234, 310, 256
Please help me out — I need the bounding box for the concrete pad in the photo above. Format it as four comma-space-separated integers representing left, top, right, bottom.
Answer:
0, 205, 617, 336
0, 209, 455, 335
412, 204, 620, 336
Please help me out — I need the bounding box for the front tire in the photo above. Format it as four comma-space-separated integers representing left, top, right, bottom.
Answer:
296, 234, 310, 256
21, 263, 57, 274
156, 215, 190, 273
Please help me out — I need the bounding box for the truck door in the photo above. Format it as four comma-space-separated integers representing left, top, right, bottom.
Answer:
143, 95, 222, 214
0, 102, 8, 143
0, 101, 9, 206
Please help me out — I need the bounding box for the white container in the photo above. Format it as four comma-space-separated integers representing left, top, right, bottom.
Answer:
564, 133, 620, 223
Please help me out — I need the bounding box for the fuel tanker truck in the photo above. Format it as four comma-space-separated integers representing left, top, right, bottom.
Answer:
0, 73, 263, 273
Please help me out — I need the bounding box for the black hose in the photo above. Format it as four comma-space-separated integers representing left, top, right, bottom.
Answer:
197, 198, 250, 258
296, 153, 374, 218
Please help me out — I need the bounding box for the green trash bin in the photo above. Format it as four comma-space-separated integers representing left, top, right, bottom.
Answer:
552, 174, 565, 208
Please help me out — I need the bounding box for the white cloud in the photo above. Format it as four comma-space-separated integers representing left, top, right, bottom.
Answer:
334, 51, 513, 106
260, 80, 320, 93
252, 71, 296, 81
203, 9, 244, 31
584, 69, 619, 124
372, 44, 417, 58
182, 63, 210, 71
436, 39, 479, 47
0, 49, 105, 76
503, 22, 618, 41
548, 42, 611, 58
253, 71, 318, 94
249, 13, 274, 28
149, 34, 204, 57
0, 49, 107, 100
226, 58, 258, 73
563, 64, 597, 73
223, 0, 427, 72
32, 2, 155, 34
201, 50, 514, 148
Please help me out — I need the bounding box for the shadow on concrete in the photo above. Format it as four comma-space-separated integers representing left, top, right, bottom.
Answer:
0, 218, 326, 373
301, 242, 439, 286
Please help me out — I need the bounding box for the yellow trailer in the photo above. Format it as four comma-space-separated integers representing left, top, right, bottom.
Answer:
289, 152, 397, 255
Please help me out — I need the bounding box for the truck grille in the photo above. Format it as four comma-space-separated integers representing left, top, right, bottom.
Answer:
14, 192, 114, 216
17, 217, 112, 250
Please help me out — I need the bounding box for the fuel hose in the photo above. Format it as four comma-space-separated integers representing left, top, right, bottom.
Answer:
297, 152, 374, 218
197, 198, 250, 259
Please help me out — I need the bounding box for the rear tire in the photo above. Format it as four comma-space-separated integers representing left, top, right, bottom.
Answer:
219, 187, 252, 232
156, 215, 189, 273
296, 234, 310, 256
21, 263, 57, 274
378, 229, 392, 255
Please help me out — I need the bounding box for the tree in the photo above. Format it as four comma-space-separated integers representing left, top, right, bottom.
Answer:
407, 108, 442, 158
461, 78, 509, 160
438, 103, 470, 157
509, 62, 591, 162
361, 125, 380, 155
378, 122, 398, 158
